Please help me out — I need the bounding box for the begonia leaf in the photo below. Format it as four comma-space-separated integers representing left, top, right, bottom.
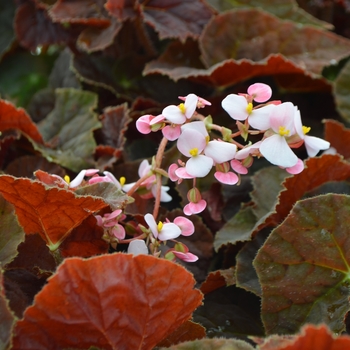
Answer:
214, 206, 257, 251
77, 18, 123, 52
59, 215, 108, 258
160, 337, 254, 350
157, 320, 206, 348
0, 175, 108, 251
144, 53, 330, 91
254, 154, 350, 233
194, 285, 264, 340
97, 103, 131, 151
257, 323, 350, 350
0, 194, 25, 266
250, 167, 289, 220
200, 267, 236, 294
12, 253, 203, 350
324, 119, 350, 159
48, 0, 110, 26
0, 0, 16, 60
14, 0, 71, 51
334, 59, 350, 123
208, 0, 332, 29
200, 9, 350, 75
106, 0, 213, 42
35, 88, 101, 171
75, 182, 133, 211
0, 269, 15, 350
254, 193, 350, 334
0, 99, 44, 144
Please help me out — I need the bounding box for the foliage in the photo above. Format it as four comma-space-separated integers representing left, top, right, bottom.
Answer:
2, 0, 350, 349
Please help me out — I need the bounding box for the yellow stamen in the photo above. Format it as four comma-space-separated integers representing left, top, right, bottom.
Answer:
278, 126, 290, 137
246, 102, 253, 114
64, 175, 70, 184
302, 126, 311, 135
119, 176, 126, 186
205, 135, 210, 144
178, 103, 186, 114
157, 221, 163, 231
189, 147, 198, 156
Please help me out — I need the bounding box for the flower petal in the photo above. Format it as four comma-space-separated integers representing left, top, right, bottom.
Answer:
304, 135, 330, 157
186, 155, 213, 178
204, 140, 237, 164
173, 217, 194, 236
144, 213, 158, 238
177, 129, 206, 157
158, 223, 181, 241
248, 104, 275, 131
214, 171, 239, 185
162, 105, 186, 124
127, 239, 148, 256
221, 94, 249, 121
260, 134, 298, 168
247, 83, 272, 103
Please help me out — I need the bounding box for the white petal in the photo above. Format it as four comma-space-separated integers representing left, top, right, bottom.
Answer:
69, 170, 86, 188
304, 136, 330, 157
162, 105, 186, 124
260, 135, 298, 168
144, 213, 158, 238
248, 104, 275, 130
186, 155, 213, 177
127, 240, 148, 256
204, 140, 237, 163
222, 94, 248, 121
158, 223, 181, 241
177, 129, 206, 157
181, 121, 208, 137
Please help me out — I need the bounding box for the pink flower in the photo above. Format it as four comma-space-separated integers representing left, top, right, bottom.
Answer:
162, 124, 181, 141
173, 216, 194, 236
95, 209, 126, 240
165, 242, 198, 262
259, 102, 298, 168
183, 187, 207, 215
285, 158, 304, 174
145, 213, 181, 241
247, 83, 272, 103
162, 93, 198, 124
179, 94, 211, 108
214, 162, 239, 185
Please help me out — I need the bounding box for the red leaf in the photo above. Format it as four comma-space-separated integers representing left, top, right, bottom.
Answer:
324, 119, 350, 159
12, 254, 203, 350
258, 324, 350, 350
0, 175, 108, 250
0, 100, 43, 144
200, 267, 236, 295
15, 1, 71, 51
49, 0, 111, 27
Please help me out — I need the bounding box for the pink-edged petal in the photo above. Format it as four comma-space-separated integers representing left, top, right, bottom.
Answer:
214, 171, 239, 185
235, 141, 262, 160
105, 209, 122, 220
162, 105, 186, 124
181, 120, 208, 137
260, 134, 298, 168
183, 200, 207, 215
247, 83, 272, 103
248, 104, 275, 130
111, 225, 126, 240
304, 135, 330, 157
138, 159, 151, 177
184, 93, 198, 119
204, 140, 237, 163
144, 213, 158, 238
127, 239, 148, 256
172, 251, 198, 262
149, 114, 165, 125
173, 216, 194, 236
136, 115, 152, 134
95, 215, 103, 226
158, 223, 182, 241
103, 171, 122, 188
186, 155, 213, 178
285, 158, 304, 174
177, 129, 206, 157
221, 94, 249, 121
174, 167, 194, 179
69, 170, 87, 188
269, 102, 296, 135
230, 159, 248, 174
168, 163, 179, 181
162, 124, 181, 141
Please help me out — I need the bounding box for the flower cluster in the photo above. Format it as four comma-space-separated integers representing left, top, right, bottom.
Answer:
43, 83, 330, 265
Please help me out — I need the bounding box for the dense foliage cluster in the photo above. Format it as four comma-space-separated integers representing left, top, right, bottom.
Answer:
3, 0, 350, 349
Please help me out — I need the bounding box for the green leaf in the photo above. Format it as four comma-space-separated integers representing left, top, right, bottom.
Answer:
34, 88, 101, 171
254, 193, 350, 335
334, 59, 350, 123
0, 194, 25, 266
